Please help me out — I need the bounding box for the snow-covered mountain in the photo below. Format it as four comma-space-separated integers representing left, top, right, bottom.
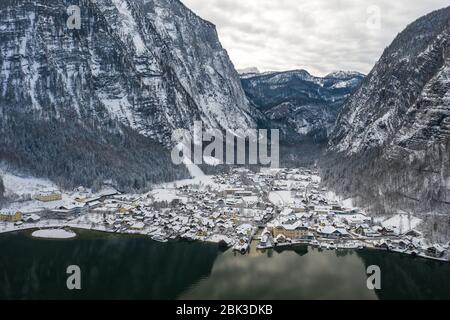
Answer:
327, 6, 450, 213
0, 0, 256, 189
237, 67, 260, 76
241, 69, 364, 142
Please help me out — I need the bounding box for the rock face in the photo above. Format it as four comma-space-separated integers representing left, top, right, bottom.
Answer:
327, 6, 450, 214
0, 0, 255, 189
241, 70, 364, 142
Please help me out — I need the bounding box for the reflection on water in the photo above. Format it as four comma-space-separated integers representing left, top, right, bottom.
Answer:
0, 230, 219, 300
358, 250, 450, 300
181, 247, 377, 300
0, 230, 449, 300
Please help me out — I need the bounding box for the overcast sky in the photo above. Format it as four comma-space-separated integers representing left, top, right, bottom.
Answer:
182, 0, 449, 76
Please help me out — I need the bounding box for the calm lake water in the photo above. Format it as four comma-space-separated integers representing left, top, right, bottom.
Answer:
0, 229, 449, 300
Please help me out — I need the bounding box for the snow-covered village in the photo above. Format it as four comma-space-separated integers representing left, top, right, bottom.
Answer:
1, 167, 449, 263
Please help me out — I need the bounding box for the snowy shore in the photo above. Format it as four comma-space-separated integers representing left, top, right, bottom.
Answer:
32, 228, 77, 239
1, 221, 449, 264
1, 167, 448, 264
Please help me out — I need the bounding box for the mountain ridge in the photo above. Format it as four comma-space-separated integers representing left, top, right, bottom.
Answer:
240, 68, 364, 142
0, 0, 256, 190
325, 6, 450, 214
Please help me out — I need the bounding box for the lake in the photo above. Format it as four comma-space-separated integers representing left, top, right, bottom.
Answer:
0, 229, 449, 300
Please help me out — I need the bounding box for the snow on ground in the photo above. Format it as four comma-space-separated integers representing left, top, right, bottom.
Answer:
260, 168, 283, 175
173, 176, 217, 189
208, 234, 234, 245
4, 193, 79, 213
203, 156, 221, 166
325, 191, 339, 202
341, 198, 355, 209
150, 189, 187, 203
269, 191, 293, 206
0, 169, 57, 198
373, 216, 386, 224
279, 179, 309, 189
326, 191, 354, 208
32, 229, 76, 239
185, 162, 205, 178
156, 172, 219, 191
311, 174, 321, 183
335, 213, 370, 225
173, 139, 206, 179
381, 214, 422, 235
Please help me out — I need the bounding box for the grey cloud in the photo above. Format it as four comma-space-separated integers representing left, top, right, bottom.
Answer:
182, 0, 449, 76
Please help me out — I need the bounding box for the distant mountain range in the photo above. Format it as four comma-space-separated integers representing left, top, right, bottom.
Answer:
240, 69, 364, 142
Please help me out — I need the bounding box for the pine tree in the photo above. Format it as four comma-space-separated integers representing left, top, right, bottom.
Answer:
0, 175, 5, 206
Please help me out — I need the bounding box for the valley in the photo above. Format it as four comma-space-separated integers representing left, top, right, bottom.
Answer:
0, 0, 449, 302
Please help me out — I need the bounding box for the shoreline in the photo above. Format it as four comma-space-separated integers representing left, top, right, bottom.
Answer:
2, 224, 449, 264
2, 168, 448, 267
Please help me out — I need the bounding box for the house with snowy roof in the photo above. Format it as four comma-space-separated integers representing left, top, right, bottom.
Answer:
404, 229, 422, 238
0, 210, 23, 222
34, 191, 62, 202
354, 224, 371, 236
130, 222, 145, 230
426, 244, 446, 258
318, 226, 350, 239
375, 239, 392, 251
260, 233, 271, 246
271, 221, 310, 240
24, 214, 41, 223
236, 224, 253, 237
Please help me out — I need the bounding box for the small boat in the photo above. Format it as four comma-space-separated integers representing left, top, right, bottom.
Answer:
240, 244, 249, 254
233, 243, 249, 254
338, 242, 358, 250
257, 244, 274, 250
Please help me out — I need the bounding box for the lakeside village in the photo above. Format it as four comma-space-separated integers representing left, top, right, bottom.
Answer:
1, 168, 449, 262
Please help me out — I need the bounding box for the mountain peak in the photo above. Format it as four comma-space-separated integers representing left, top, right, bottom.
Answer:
325, 71, 365, 79
237, 67, 260, 75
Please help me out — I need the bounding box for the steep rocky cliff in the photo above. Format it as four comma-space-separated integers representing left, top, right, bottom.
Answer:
0, 0, 256, 189
326, 6, 450, 214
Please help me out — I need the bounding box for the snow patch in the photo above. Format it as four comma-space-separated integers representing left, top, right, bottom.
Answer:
0, 169, 58, 198
268, 191, 293, 206
381, 214, 422, 235
203, 156, 221, 166
32, 229, 76, 239
151, 189, 186, 203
